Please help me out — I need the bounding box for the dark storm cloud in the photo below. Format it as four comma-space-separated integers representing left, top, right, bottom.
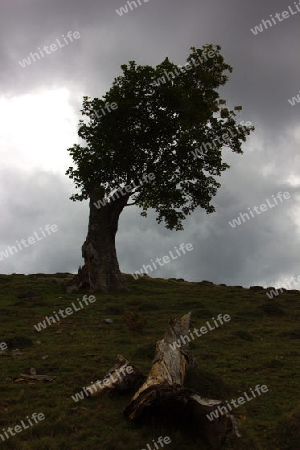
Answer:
0, 169, 88, 274
1, 0, 300, 287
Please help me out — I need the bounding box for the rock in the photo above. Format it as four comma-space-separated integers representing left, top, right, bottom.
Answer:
104, 318, 113, 324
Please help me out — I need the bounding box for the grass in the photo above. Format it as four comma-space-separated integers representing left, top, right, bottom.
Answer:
0, 273, 299, 449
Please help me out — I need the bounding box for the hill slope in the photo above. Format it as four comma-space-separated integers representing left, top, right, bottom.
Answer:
0, 273, 299, 449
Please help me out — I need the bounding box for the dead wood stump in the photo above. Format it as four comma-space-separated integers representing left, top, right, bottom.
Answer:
123, 312, 240, 449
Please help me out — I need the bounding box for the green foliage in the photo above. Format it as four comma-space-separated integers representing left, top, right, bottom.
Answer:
66, 44, 253, 230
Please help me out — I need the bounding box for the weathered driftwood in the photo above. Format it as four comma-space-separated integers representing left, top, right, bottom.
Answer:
123, 312, 240, 449
124, 312, 196, 416
86, 355, 144, 396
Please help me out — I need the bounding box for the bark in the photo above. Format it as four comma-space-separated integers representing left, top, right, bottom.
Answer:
66, 187, 130, 293
86, 355, 145, 396
123, 312, 195, 418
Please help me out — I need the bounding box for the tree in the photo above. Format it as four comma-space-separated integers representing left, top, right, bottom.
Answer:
66, 44, 253, 293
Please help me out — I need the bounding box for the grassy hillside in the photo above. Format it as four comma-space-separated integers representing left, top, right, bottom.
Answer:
0, 273, 299, 449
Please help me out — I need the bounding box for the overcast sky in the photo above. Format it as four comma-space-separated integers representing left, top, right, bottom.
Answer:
1, 0, 300, 288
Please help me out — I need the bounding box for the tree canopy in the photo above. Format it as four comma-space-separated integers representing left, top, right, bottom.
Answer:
66, 44, 253, 231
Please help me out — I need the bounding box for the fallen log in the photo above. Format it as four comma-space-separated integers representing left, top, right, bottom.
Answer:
123, 312, 240, 449
19, 369, 54, 382
86, 354, 144, 396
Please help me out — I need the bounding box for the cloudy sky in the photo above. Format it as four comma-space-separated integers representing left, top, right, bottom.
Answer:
1, 0, 300, 288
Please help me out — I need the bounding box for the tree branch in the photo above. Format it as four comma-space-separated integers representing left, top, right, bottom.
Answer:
125, 201, 138, 206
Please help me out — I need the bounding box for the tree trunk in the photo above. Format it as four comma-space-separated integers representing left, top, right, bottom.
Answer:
67, 188, 130, 293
